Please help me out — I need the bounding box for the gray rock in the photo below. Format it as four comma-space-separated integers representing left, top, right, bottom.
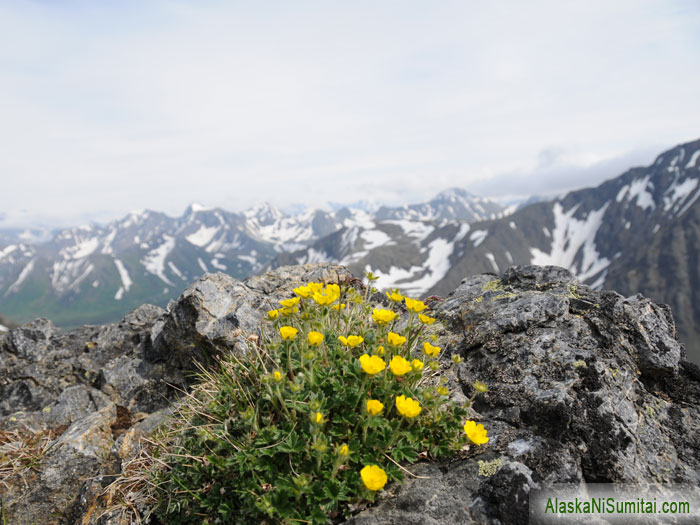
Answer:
347, 265, 699, 524
1, 263, 699, 525
148, 265, 353, 374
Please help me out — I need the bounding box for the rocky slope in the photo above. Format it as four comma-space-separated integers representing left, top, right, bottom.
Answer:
1, 263, 698, 524
272, 139, 700, 363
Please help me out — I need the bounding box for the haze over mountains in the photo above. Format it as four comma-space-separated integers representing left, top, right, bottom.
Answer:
1, 139, 699, 362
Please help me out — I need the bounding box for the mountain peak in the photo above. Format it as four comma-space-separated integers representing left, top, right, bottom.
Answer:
432, 187, 476, 202
243, 202, 286, 225
186, 203, 213, 215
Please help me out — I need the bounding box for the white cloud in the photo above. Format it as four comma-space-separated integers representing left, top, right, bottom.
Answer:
0, 0, 699, 227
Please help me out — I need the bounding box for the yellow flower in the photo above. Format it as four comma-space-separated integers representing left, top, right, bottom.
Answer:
293, 285, 312, 298
387, 332, 407, 347
267, 309, 279, 320
360, 465, 387, 491
395, 395, 422, 418
279, 306, 299, 316
313, 288, 339, 305
418, 313, 436, 325
411, 359, 424, 371
339, 335, 364, 347
280, 297, 300, 308
366, 399, 384, 415
463, 420, 489, 445
307, 331, 324, 346
280, 326, 298, 340
360, 354, 386, 375
338, 444, 350, 457
389, 355, 412, 376
312, 411, 325, 424
386, 290, 404, 302
423, 342, 441, 357
272, 370, 283, 383
332, 303, 346, 310
404, 297, 427, 313
371, 308, 397, 325
436, 386, 449, 396
375, 345, 385, 356
473, 381, 488, 393
308, 282, 324, 293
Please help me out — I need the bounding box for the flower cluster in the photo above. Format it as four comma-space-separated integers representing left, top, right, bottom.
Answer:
153, 275, 489, 524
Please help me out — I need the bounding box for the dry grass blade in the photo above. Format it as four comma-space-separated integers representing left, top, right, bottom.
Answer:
0, 426, 64, 491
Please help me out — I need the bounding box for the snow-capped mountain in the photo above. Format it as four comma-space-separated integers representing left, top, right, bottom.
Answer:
270, 138, 700, 363
0, 189, 504, 327
373, 188, 503, 222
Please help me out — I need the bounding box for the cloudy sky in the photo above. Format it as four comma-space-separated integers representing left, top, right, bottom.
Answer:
1, 0, 699, 228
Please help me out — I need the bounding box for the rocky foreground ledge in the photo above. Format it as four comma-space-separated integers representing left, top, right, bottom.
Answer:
1, 264, 699, 524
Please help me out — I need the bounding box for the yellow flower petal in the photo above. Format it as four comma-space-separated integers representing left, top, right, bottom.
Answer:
387, 332, 407, 347
279, 326, 298, 340
418, 313, 436, 325
405, 297, 427, 313
280, 297, 300, 308
360, 354, 386, 375
307, 331, 324, 346
339, 335, 364, 347
360, 465, 387, 491
423, 342, 441, 357
366, 399, 384, 415
463, 420, 489, 445
371, 308, 397, 325
389, 355, 412, 376
395, 394, 422, 418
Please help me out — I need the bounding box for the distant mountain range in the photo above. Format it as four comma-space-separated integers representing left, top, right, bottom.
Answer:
0, 189, 503, 327
2, 140, 699, 363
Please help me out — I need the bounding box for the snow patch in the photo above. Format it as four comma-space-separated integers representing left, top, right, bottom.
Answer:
0, 245, 17, 261
371, 238, 455, 296
685, 150, 700, 169
198, 257, 209, 273
186, 225, 220, 247
505, 250, 513, 264
5, 258, 36, 295
141, 235, 175, 285
211, 258, 227, 270
456, 223, 471, 241
625, 176, 656, 211
384, 220, 435, 241
115, 287, 125, 300
530, 202, 610, 285
509, 221, 517, 230
63, 237, 99, 259
361, 229, 393, 250
168, 262, 186, 280
113, 258, 132, 292
469, 230, 488, 248
485, 253, 499, 273
101, 229, 117, 255
664, 177, 699, 213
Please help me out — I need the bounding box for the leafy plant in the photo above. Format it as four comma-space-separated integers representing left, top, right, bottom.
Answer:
150, 276, 488, 524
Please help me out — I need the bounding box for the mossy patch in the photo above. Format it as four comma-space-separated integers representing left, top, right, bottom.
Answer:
482, 280, 503, 292
477, 457, 503, 477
